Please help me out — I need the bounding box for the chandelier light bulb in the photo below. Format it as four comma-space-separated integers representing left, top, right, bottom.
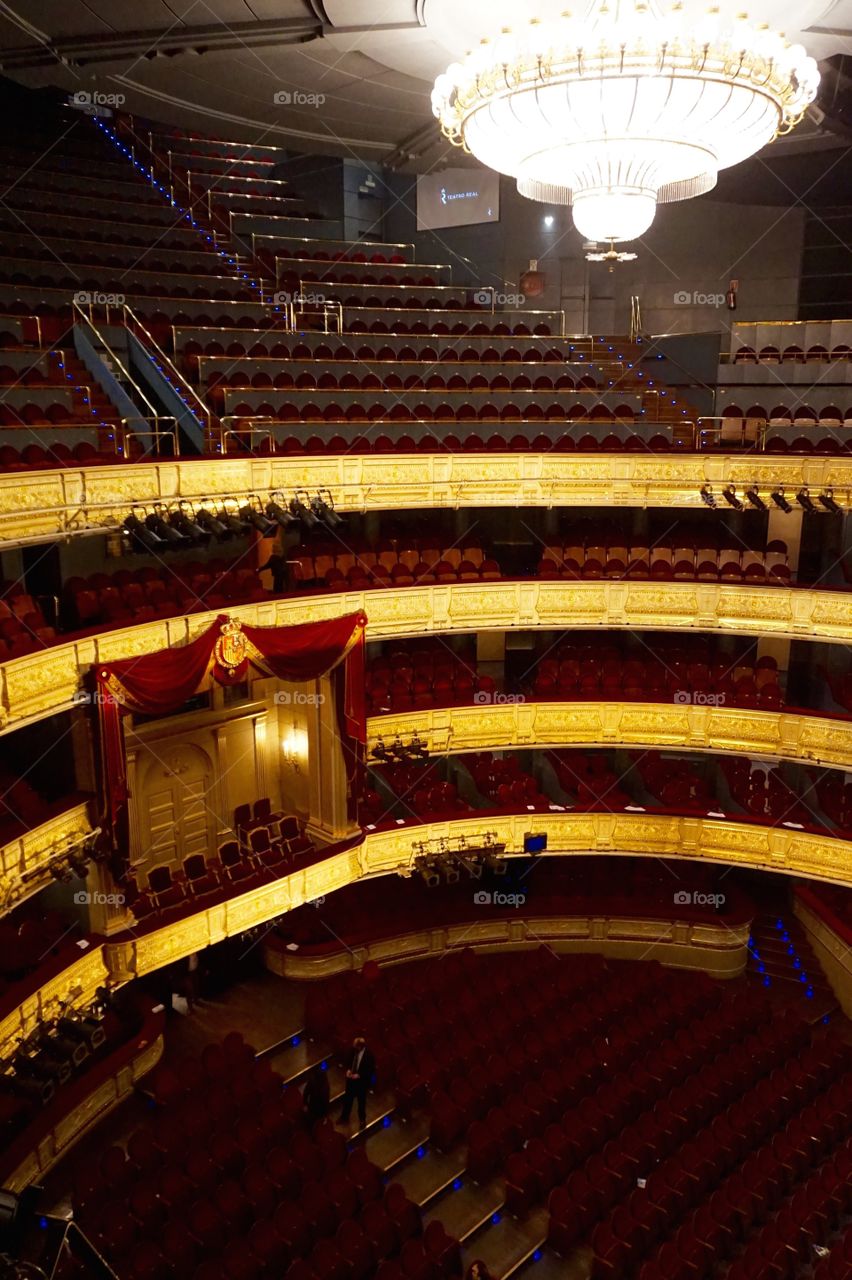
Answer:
432, 0, 819, 243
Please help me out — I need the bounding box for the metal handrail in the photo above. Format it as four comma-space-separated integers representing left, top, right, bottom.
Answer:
72, 302, 161, 421
287, 299, 341, 334
121, 416, 179, 456
119, 304, 213, 431
255, 231, 415, 256
273, 254, 450, 278
696, 417, 769, 451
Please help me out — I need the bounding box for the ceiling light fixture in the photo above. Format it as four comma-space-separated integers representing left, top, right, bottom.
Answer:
585, 240, 639, 265
432, 2, 819, 243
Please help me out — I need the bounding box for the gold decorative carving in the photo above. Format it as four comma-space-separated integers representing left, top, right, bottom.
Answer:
0, 801, 94, 918
264, 912, 750, 982
367, 702, 852, 771
1, 454, 852, 544
1, 583, 850, 733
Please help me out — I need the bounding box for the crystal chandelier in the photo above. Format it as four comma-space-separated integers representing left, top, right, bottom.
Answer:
431, 0, 819, 243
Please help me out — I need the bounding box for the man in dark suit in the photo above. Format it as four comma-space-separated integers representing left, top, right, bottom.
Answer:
339, 1035, 375, 1129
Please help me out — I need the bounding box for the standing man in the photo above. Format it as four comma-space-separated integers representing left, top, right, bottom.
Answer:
339, 1035, 375, 1130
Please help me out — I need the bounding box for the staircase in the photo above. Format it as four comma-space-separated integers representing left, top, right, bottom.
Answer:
747, 910, 838, 1024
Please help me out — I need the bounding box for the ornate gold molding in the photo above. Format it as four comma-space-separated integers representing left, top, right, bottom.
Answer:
102, 813, 852, 983
1, 453, 850, 544
264, 913, 750, 981
0, 944, 109, 1060
0, 801, 94, 917
3, 1029, 163, 1193
2, 582, 851, 733
368, 702, 852, 771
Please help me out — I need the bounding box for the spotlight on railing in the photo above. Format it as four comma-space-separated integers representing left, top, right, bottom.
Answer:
371, 734, 428, 764
146, 504, 186, 547
722, 485, 743, 511
169, 501, 209, 545
700, 485, 716, 509
818, 489, 842, 514
745, 486, 767, 512
192, 503, 227, 539
239, 494, 278, 536
411, 832, 507, 885
266, 492, 299, 530
797, 487, 816, 513
312, 488, 343, 530
771, 489, 793, 514
291, 490, 320, 532
123, 509, 164, 553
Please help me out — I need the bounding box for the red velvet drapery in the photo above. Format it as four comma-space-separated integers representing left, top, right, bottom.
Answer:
95, 612, 366, 844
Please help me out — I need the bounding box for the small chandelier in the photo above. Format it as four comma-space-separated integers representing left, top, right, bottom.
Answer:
431, 0, 819, 243
586, 241, 638, 264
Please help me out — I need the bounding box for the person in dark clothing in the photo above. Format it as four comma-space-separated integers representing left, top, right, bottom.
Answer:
302, 1063, 330, 1127
338, 1035, 375, 1129
257, 551, 289, 594
466, 1264, 493, 1280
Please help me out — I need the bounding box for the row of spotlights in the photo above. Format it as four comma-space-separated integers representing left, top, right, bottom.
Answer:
701, 486, 843, 514
123, 491, 342, 554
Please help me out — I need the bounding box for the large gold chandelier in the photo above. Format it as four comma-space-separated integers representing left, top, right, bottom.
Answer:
431, 0, 819, 243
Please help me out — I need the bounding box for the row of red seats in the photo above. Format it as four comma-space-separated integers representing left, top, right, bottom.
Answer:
229, 401, 638, 426
210, 370, 601, 393
563, 1026, 846, 1274
533, 644, 783, 710
734, 344, 851, 363
723, 756, 813, 826
539, 554, 791, 585
291, 540, 500, 590
186, 340, 581, 365
75, 1030, 449, 1280
64, 562, 266, 630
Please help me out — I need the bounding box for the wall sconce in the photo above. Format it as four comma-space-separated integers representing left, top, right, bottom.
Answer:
281, 725, 307, 773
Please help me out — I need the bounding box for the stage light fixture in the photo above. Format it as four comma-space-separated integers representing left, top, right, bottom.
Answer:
722, 485, 743, 511
311, 488, 343, 530
771, 489, 792, 514
745, 487, 767, 512
146, 505, 186, 547
796, 488, 816, 513
266, 494, 298, 530
291, 490, 319, 531
239, 495, 277, 536
818, 489, 842, 514
220, 498, 251, 537
700, 485, 716, 509
195, 504, 229, 538
123, 512, 164, 553
169, 502, 209, 544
